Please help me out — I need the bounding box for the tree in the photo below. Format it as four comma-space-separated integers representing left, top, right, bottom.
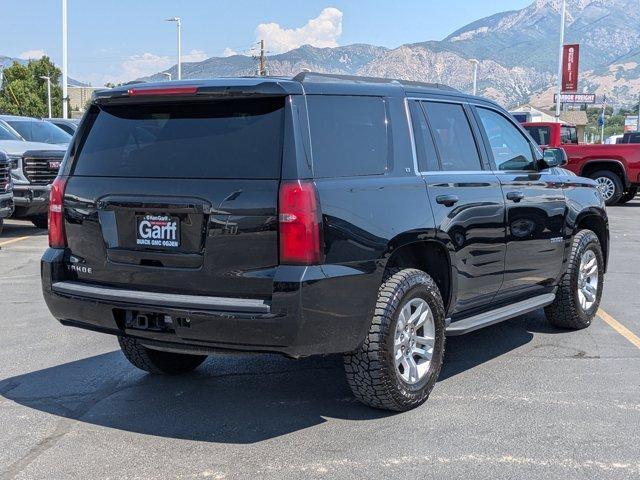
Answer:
0, 56, 63, 117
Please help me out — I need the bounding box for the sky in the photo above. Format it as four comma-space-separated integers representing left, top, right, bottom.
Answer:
4, 0, 532, 86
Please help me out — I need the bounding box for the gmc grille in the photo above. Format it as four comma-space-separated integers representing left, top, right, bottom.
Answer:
22, 152, 63, 185
0, 162, 9, 192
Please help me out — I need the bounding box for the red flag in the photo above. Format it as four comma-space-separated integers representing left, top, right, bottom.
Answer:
562, 44, 580, 92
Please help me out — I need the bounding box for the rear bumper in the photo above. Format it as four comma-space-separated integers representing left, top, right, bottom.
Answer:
41, 248, 380, 357
0, 192, 14, 219
12, 184, 50, 217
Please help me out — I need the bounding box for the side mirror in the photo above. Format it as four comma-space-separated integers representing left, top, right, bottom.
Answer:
541, 148, 567, 168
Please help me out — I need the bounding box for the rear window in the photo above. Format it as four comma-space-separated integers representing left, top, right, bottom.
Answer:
524, 126, 551, 146
73, 98, 284, 179
306, 95, 391, 177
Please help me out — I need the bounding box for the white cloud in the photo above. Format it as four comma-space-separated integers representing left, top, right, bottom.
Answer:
183, 49, 208, 63
120, 52, 172, 80
255, 7, 343, 54
19, 49, 47, 60
222, 47, 238, 57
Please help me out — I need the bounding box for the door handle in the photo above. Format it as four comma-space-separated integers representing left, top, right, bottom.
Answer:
436, 194, 459, 207
506, 191, 525, 203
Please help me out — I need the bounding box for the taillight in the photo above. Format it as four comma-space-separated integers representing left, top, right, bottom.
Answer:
278, 180, 323, 265
48, 176, 67, 248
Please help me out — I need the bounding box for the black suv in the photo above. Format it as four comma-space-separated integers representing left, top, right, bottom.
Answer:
42, 73, 609, 411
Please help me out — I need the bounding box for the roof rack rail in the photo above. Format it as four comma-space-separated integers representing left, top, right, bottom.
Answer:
291, 71, 459, 92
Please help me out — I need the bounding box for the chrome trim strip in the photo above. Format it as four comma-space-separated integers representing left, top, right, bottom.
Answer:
52, 281, 271, 314
403, 98, 420, 176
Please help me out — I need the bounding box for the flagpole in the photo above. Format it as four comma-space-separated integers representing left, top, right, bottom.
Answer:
555, 0, 566, 121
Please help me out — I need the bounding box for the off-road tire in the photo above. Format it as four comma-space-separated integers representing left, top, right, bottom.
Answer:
590, 170, 623, 205
30, 214, 48, 229
118, 336, 207, 374
343, 268, 446, 411
545, 229, 603, 330
618, 187, 638, 204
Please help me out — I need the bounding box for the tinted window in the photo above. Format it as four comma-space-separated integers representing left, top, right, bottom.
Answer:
422, 102, 481, 171
525, 126, 551, 146
73, 99, 284, 179
477, 108, 535, 171
409, 101, 439, 172
307, 96, 390, 177
560, 125, 578, 144
7, 120, 71, 144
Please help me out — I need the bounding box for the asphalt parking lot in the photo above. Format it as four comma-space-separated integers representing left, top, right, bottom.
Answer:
1, 201, 639, 480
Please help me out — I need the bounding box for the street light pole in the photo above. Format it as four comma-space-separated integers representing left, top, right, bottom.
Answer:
40, 76, 52, 118
470, 59, 479, 95
555, 0, 566, 121
162, 72, 172, 81
62, 0, 68, 118
165, 17, 182, 80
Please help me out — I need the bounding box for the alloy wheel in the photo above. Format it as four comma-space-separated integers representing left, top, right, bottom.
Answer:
577, 249, 599, 311
595, 176, 615, 201
394, 297, 435, 384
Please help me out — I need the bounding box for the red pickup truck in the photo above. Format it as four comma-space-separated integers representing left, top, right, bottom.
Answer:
523, 121, 640, 205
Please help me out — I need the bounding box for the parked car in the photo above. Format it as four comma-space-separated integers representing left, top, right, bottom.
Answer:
523, 121, 640, 204
42, 74, 609, 411
0, 150, 14, 235
620, 132, 640, 144
0, 122, 67, 228
44, 118, 80, 136
0, 115, 71, 146
604, 134, 623, 144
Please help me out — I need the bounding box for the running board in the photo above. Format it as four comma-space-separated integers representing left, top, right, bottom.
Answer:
445, 293, 555, 336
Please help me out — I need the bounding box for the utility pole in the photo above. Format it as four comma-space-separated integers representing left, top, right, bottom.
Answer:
40, 76, 52, 118
259, 40, 266, 76
165, 17, 182, 80
555, 0, 566, 121
470, 59, 479, 95
637, 94, 639, 132
62, 0, 68, 119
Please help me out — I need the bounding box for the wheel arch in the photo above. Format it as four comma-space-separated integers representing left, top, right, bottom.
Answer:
574, 211, 609, 272
383, 236, 454, 314
580, 159, 628, 187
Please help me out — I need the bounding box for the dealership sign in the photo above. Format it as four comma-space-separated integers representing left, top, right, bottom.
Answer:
562, 44, 580, 92
624, 116, 639, 133
553, 93, 596, 104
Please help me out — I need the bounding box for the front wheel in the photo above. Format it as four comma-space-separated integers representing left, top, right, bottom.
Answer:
545, 229, 603, 329
118, 336, 207, 374
590, 170, 623, 205
344, 268, 446, 411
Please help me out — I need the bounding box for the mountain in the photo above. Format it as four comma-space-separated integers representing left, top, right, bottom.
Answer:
139, 0, 640, 107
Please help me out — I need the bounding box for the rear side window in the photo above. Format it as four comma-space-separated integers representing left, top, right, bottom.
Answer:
560, 125, 578, 144
524, 126, 551, 146
306, 95, 391, 177
73, 98, 284, 179
408, 101, 439, 172
422, 102, 482, 171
